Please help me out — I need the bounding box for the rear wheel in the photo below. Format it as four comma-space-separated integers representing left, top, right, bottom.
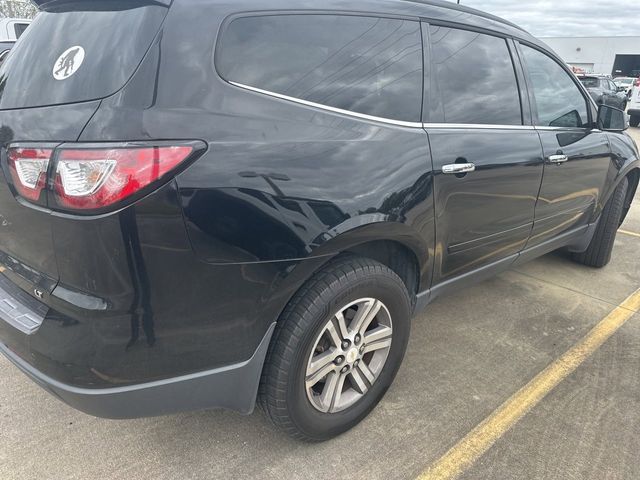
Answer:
260, 256, 411, 441
571, 178, 628, 268
630, 116, 640, 128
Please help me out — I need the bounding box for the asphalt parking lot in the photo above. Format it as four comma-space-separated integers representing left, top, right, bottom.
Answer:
1, 128, 640, 480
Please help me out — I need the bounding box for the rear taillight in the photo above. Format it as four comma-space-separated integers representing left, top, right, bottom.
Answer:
54, 146, 194, 210
7, 148, 52, 201
6, 143, 201, 212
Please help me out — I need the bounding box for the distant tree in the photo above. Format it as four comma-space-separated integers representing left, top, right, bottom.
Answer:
0, 0, 39, 19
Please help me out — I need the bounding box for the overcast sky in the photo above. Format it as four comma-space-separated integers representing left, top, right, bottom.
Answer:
455, 1, 639, 37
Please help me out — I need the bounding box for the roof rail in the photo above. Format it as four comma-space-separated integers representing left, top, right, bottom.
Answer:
31, 0, 171, 8
400, 0, 527, 33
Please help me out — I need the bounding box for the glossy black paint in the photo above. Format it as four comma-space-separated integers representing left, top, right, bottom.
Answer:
0, 0, 637, 416
428, 128, 543, 281
530, 130, 612, 246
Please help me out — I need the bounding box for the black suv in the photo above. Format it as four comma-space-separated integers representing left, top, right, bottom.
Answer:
0, 0, 638, 442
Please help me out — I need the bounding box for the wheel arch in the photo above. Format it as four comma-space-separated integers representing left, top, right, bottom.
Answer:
305, 220, 430, 298
267, 219, 432, 328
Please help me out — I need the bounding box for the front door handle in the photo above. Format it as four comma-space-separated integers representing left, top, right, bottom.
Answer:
548, 154, 569, 165
442, 163, 476, 174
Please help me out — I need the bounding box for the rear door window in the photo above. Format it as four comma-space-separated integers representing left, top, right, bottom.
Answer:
0, 2, 168, 110
520, 45, 589, 128
217, 15, 423, 123
579, 77, 599, 88
429, 26, 522, 125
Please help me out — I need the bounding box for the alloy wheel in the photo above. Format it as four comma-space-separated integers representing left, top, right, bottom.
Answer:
305, 298, 393, 413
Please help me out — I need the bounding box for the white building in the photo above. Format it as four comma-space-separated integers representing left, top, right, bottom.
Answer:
542, 36, 640, 77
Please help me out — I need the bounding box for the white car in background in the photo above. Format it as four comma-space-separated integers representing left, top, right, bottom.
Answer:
629, 86, 640, 127
0, 18, 31, 67
614, 77, 637, 97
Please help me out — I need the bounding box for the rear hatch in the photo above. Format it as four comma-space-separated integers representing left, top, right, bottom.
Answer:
0, 1, 169, 302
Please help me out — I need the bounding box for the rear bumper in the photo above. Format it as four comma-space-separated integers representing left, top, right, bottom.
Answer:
0, 322, 275, 418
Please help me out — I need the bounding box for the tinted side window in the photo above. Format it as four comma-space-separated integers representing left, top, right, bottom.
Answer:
217, 15, 423, 122
430, 26, 522, 125
520, 45, 589, 128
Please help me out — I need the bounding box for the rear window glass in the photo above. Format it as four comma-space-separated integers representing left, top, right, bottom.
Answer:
217, 15, 423, 123
430, 26, 522, 125
0, 3, 167, 110
579, 77, 600, 88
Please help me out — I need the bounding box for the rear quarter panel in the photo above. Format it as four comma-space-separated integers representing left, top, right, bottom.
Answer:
80, 0, 437, 283
70, 0, 436, 387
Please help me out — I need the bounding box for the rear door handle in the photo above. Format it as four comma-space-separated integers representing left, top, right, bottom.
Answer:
442, 163, 476, 174
548, 154, 569, 165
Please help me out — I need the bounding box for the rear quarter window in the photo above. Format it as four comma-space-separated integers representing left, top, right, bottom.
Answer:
216, 14, 424, 123
0, 3, 168, 110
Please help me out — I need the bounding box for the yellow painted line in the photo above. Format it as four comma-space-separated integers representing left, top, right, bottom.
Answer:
619, 229, 640, 239
417, 288, 640, 480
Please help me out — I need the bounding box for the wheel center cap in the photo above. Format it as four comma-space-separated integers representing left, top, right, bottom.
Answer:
346, 347, 359, 364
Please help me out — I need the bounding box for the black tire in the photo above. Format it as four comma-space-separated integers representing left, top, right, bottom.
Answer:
631, 116, 640, 128
572, 178, 628, 268
259, 256, 412, 441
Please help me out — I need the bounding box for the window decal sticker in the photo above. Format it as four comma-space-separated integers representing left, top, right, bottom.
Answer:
52, 46, 85, 80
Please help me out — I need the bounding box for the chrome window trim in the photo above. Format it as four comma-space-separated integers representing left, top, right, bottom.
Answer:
228, 82, 424, 129
534, 126, 593, 131
230, 82, 553, 132
423, 123, 534, 130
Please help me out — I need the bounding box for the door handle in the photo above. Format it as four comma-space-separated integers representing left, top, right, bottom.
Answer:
442, 163, 476, 174
548, 154, 569, 165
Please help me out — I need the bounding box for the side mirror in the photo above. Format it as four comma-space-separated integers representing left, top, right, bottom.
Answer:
617, 86, 627, 93
597, 104, 627, 132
